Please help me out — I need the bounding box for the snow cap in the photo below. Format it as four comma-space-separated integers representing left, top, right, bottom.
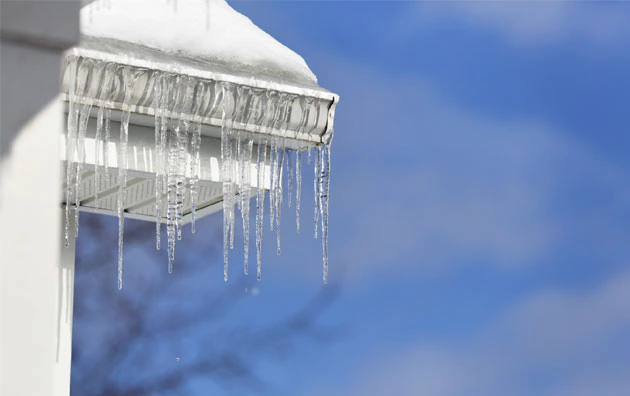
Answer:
81, 0, 318, 85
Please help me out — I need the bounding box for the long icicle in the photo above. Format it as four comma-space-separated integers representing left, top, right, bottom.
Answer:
254, 143, 262, 277
166, 127, 178, 273
239, 88, 257, 275
190, 81, 205, 234
172, 76, 185, 243
314, 147, 321, 239
229, 91, 244, 252
269, 138, 277, 231
256, 91, 277, 280
235, 94, 244, 217
255, 142, 265, 279
159, 74, 171, 252
267, 92, 282, 232
220, 82, 236, 281
75, 60, 102, 239
287, 150, 293, 209
276, 148, 284, 255
274, 95, 291, 253
320, 144, 332, 283
64, 55, 80, 248
104, 107, 112, 172
166, 75, 184, 272
296, 150, 302, 233
229, 86, 246, 253
153, 71, 164, 250
229, 137, 237, 250
94, 63, 115, 211
117, 67, 140, 290
241, 136, 253, 274
176, 77, 194, 242
294, 97, 311, 233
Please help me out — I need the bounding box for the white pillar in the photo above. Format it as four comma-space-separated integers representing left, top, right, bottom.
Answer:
0, 98, 76, 396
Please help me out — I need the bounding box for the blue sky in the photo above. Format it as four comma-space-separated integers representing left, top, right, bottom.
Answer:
73, 1, 630, 395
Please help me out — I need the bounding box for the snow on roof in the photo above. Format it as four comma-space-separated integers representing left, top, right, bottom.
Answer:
81, 0, 318, 85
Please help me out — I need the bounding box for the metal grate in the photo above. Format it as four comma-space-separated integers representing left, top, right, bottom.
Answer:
62, 168, 224, 224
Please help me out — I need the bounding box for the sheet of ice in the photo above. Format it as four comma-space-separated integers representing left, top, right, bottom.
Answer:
81, 0, 317, 86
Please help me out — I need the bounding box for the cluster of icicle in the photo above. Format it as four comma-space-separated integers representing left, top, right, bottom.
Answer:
64, 56, 332, 288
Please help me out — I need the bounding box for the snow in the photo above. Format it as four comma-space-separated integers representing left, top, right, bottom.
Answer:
81, 0, 318, 86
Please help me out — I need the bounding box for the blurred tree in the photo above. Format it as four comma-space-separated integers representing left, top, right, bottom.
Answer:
71, 213, 339, 396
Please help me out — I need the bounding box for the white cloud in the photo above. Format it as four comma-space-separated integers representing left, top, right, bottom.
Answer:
314, 269, 630, 396
411, 1, 630, 48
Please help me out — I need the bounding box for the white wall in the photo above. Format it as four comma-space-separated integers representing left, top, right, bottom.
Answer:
0, 98, 75, 396
0, 4, 80, 393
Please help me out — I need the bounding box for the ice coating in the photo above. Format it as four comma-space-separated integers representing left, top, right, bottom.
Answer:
81, 0, 317, 86
63, 51, 334, 284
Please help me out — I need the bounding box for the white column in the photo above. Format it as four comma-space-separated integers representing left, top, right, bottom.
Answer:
0, 98, 75, 396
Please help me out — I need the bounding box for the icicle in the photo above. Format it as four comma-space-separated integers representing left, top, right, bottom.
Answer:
166, 128, 178, 273
235, 91, 244, 214
269, 138, 277, 231
240, 136, 253, 274
74, 102, 89, 239
153, 71, 164, 249
176, 77, 194, 242
255, 143, 263, 279
276, 149, 284, 255
319, 144, 332, 284
236, 88, 255, 274
117, 67, 140, 290
171, 76, 184, 243
314, 146, 321, 239
225, 86, 246, 254
236, 137, 244, 220
296, 150, 302, 233
220, 82, 237, 281
75, 60, 103, 239
248, 90, 266, 273
266, 92, 282, 231
166, 75, 186, 272
104, 107, 112, 171
190, 81, 205, 234
267, 94, 288, 249
94, 63, 115, 210
237, 137, 246, 265
287, 151, 293, 209
293, 97, 310, 233
65, 55, 80, 248
231, 88, 246, 250
257, 142, 269, 280
159, 74, 171, 252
